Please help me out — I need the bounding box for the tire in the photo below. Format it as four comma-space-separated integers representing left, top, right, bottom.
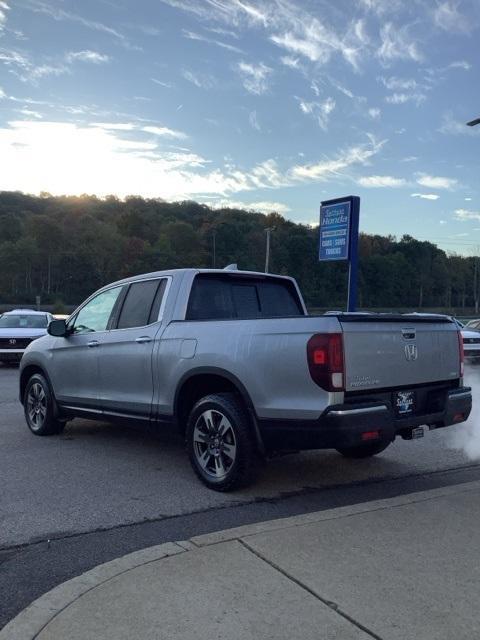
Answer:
336, 440, 391, 459
186, 392, 259, 491
24, 373, 65, 436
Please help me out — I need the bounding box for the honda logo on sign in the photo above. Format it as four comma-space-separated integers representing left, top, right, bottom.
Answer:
9, 338, 16, 345
404, 344, 418, 361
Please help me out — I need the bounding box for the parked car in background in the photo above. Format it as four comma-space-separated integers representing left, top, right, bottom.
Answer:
0, 309, 53, 364
464, 318, 480, 330
455, 320, 480, 361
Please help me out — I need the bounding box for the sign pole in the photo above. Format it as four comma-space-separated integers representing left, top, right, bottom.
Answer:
347, 196, 360, 312
318, 195, 360, 313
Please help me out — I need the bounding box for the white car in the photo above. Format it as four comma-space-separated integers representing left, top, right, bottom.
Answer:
0, 309, 53, 364
455, 320, 480, 361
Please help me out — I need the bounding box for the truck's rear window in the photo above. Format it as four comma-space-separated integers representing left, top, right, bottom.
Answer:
186, 275, 303, 320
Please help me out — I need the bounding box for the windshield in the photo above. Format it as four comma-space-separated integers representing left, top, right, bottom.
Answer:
0, 314, 48, 329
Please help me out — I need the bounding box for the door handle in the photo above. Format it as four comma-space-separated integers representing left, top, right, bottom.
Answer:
135, 336, 152, 344
87, 340, 99, 348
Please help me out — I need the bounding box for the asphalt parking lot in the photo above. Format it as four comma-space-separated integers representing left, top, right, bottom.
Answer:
1, 362, 480, 628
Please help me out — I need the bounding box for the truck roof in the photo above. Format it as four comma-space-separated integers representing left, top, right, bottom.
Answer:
105, 268, 296, 289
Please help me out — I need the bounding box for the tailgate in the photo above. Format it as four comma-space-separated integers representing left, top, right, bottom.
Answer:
339, 315, 460, 391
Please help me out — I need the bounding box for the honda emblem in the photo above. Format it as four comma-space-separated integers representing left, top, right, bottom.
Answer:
9, 338, 17, 345
404, 344, 418, 361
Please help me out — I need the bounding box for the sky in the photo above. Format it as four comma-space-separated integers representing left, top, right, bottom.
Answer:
0, 0, 479, 253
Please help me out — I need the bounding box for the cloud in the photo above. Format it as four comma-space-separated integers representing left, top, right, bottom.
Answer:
357, 175, 406, 187
377, 23, 423, 63
182, 29, 243, 53
290, 136, 385, 181
454, 209, 480, 221
90, 122, 188, 140
0, 86, 5, 99
1, 45, 110, 85
151, 78, 172, 88
380, 76, 418, 91
440, 220, 447, 224
66, 50, 110, 64
0, 121, 385, 201
465, 197, 472, 201
28, 64, 69, 81
0, 1, 9, 32
249, 110, 261, 131
434, 1, 471, 33
209, 199, 290, 214
416, 174, 458, 189
143, 125, 188, 140
280, 55, 301, 69
182, 69, 216, 89
18, 108, 43, 118
237, 61, 273, 94
25, 1, 126, 41
163, 1, 371, 71
368, 107, 381, 119
0, 47, 31, 69
385, 92, 426, 106
411, 193, 440, 200
447, 60, 471, 70
298, 97, 336, 131
270, 15, 368, 71
359, 0, 403, 13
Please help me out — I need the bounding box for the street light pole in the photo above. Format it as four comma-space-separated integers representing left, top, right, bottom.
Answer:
264, 227, 274, 273
212, 230, 216, 269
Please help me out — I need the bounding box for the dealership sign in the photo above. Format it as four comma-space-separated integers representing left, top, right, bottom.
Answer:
318, 196, 360, 311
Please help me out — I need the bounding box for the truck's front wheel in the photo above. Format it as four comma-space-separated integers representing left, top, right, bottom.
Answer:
186, 393, 259, 491
336, 440, 391, 459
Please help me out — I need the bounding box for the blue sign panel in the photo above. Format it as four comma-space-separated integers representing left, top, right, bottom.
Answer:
318, 200, 351, 261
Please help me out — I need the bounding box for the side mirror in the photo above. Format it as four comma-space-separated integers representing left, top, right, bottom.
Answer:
48, 319, 69, 337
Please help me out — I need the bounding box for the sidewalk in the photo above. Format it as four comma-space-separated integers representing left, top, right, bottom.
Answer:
3, 481, 480, 640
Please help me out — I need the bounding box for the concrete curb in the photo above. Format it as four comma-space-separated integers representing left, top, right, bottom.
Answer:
191, 478, 480, 547
0, 542, 186, 640
2, 479, 479, 639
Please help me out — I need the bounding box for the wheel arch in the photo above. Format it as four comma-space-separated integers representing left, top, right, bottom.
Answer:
19, 364, 56, 407
174, 367, 265, 453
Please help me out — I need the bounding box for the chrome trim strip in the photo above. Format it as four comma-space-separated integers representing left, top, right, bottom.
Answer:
61, 405, 103, 414
328, 405, 388, 417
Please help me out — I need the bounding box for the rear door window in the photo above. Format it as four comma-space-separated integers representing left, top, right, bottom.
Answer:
186, 275, 303, 320
116, 279, 166, 329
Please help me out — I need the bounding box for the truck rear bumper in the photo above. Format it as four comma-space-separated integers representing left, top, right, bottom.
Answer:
258, 387, 472, 451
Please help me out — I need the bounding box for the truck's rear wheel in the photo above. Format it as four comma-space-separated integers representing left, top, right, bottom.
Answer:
186, 393, 258, 491
336, 440, 391, 458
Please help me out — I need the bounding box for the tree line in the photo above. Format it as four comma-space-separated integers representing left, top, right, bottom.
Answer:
0, 190, 477, 313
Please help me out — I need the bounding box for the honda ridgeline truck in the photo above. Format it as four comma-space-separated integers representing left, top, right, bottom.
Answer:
19, 268, 472, 491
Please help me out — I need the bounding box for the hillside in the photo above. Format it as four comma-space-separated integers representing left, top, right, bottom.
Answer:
0, 191, 476, 312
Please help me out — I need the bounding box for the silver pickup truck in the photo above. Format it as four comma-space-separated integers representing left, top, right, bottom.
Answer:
19, 268, 472, 491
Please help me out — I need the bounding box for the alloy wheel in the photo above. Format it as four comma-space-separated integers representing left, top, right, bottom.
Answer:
193, 409, 237, 479
27, 382, 47, 431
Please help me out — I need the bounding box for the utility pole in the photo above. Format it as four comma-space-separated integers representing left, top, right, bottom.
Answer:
466, 119, 480, 311
212, 230, 216, 269
264, 227, 274, 273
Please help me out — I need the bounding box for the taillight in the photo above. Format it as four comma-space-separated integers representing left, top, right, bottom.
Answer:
458, 330, 464, 377
307, 333, 345, 391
